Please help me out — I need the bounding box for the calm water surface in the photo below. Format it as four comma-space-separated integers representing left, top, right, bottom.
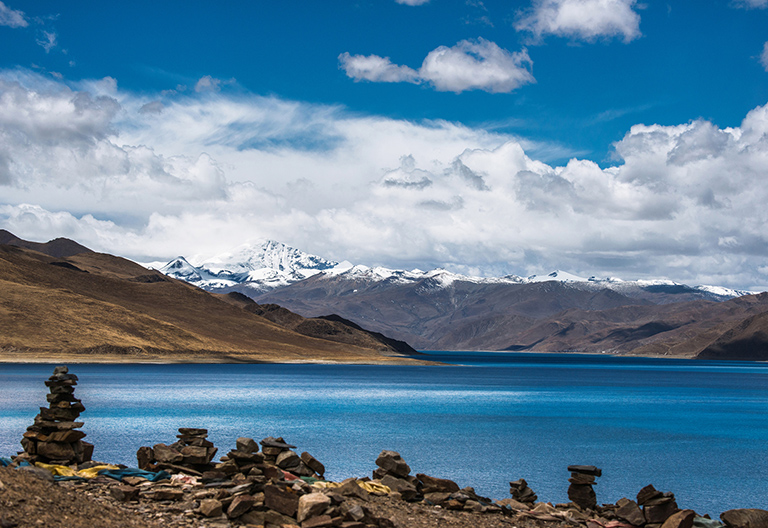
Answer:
1, 352, 766, 516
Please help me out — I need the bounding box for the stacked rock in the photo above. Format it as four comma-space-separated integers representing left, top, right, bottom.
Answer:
19, 366, 93, 466
136, 427, 218, 475
637, 484, 679, 525
372, 450, 421, 502
509, 478, 538, 505
260, 436, 321, 478
567, 465, 601, 510
215, 436, 265, 477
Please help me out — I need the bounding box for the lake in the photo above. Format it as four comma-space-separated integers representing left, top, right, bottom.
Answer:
1, 352, 766, 516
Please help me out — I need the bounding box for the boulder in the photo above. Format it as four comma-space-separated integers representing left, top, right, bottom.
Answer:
616, 498, 645, 526
662, 509, 696, 528
720, 509, 768, 528
226, 494, 256, 518
236, 437, 259, 453
199, 498, 223, 518
416, 473, 460, 494
110, 485, 139, 502
297, 492, 332, 523
264, 484, 299, 517
301, 451, 326, 477
375, 450, 411, 478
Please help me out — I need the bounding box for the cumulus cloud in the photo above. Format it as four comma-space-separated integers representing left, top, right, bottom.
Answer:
4, 68, 768, 289
340, 38, 534, 94
515, 0, 642, 43
0, 1, 26, 27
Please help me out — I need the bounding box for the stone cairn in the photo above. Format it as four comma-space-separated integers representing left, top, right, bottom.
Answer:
567, 464, 601, 509
137, 427, 218, 475
509, 478, 538, 505
18, 366, 93, 466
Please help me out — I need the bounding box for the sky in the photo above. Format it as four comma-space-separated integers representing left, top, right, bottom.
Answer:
1, 1, 768, 290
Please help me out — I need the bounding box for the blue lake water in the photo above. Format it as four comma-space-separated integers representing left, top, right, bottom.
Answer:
1, 352, 767, 516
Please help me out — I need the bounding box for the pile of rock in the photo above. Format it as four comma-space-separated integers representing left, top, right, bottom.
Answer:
371, 450, 421, 502
567, 465, 601, 510
136, 428, 218, 475
18, 366, 93, 466
509, 478, 537, 505
636, 484, 680, 525
259, 436, 325, 479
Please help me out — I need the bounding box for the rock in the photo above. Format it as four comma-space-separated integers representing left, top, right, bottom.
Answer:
301, 514, 334, 528
342, 503, 367, 523
645, 499, 679, 524
227, 494, 256, 518
264, 484, 299, 517
720, 509, 768, 528
238, 510, 266, 525
496, 498, 531, 511
277, 449, 301, 469
638, 484, 665, 506
236, 437, 259, 453
110, 484, 139, 502
36, 441, 76, 461
264, 509, 299, 526
297, 492, 332, 523
178, 427, 207, 437
568, 465, 603, 476
136, 446, 154, 470
423, 492, 452, 505
152, 443, 183, 464
509, 478, 537, 504
337, 480, 370, 501
17, 466, 54, 482
142, 488, 185, 501
569, 473, 597, 485
301, 452, 326, 477
261, 436, 297, 449
416, 473, 460, 494
569, 483, 597, 509
375, 450, 411, 478
199, 499, 223, 517
380, 474, 420, 502
616, 498, 646, 525
662, 510, 697, 528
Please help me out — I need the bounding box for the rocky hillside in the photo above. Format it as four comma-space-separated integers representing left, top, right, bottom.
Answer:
0, 234, 424, 364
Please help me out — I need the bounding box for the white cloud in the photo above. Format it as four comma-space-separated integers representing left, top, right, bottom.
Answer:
0, 1, 26, 28
340, 38, 534, 94
3, 69, 768, 290
36, 31, 58, 53
338, 53, 419, 84
733, 0, 768, 8
515, 0, 641, 43
395, 0, 430, 4
760, 42, 768, 71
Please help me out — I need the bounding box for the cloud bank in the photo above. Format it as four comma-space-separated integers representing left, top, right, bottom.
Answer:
2, 69, 768, 290
340, 38, 535, 93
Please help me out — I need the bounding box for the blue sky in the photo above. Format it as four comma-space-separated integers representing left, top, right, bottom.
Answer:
2, 0, 768, 290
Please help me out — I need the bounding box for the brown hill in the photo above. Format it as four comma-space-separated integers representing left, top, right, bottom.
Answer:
0, 242, 425, 364
0, 229, 93, 258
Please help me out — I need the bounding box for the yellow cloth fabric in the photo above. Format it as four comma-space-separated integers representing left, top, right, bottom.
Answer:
311, 480, 392, 495
35, 462, 120, 478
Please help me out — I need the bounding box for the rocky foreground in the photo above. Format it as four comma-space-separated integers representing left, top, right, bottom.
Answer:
1, 367, 766, 528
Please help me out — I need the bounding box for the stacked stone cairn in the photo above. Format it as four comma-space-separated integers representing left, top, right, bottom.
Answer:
18, 366, 93, 466
567, 465, 601, 510
509, 478, 538, 505
137, 427, 218, 475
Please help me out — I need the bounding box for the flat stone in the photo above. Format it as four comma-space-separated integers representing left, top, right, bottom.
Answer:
342, 503, 367, 523
423, 492, 452, 505
199, 498, 223, 517
226, 494, 256, 518
302, 514, 334, 528
297, 492, 332, 523
46, 430, 86, 443
569, 473, 597, 485
264, 509, 299, 526
720, 509, 768, 528
662, 509, 696, 528
260, 436, 296, 449
375, 450, 411, 478
36, 441, 75, 461
416, 473, 460, 494
142, 488, 184, 501
380, 475, 420, 502
616, 498, 645, 525
178, 427, 207, 436
264, 484, 299, 517
110, 485, 139, 502
153, 443, 183, 464
301, 452, 325, 477
181, 445, 209, 465
337, 480, 370, 501
238, 510, 266, 525
567, 465, 602, 476
496, 498, 531, 511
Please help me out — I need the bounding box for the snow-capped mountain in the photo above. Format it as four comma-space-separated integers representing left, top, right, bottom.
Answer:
155, 239, 756, 300
159, 240, 344, 294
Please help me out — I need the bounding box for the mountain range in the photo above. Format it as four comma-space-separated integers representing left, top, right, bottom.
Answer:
0, 230, 420, 364
158, 240, 768, 360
